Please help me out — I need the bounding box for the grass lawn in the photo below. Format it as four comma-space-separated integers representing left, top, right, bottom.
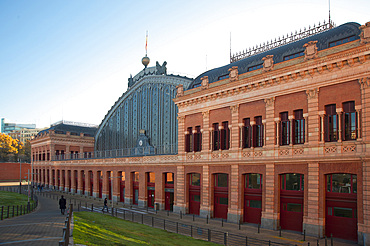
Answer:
0, 190, 36, 218
73, 212, 217, 246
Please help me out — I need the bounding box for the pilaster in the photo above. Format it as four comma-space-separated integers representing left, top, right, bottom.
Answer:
173, 165, 186, 214
264, 97, 275, 147
261, 163, 278, 230
230, 105, 240, 150
303, 162, 324, 237
359, 78, 370, 142
178, 115, 185, 150
202, 111, 210, 152
228, 164, 242, 223
200, 165, 211, 218
306, 88, 320, 145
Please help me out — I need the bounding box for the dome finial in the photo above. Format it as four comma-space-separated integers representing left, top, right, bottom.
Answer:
142, 31, 150, 68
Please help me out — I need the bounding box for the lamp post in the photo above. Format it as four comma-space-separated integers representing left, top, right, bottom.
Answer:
19, 157, 22, 194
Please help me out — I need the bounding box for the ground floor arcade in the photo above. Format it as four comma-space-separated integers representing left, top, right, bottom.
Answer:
33, 160, 366, 242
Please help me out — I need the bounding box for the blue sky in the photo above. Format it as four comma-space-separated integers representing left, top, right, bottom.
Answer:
1, 0, 369, 128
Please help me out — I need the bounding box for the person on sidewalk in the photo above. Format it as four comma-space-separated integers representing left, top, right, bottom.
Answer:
59, 195, 67, 215
102, 198, 109, 213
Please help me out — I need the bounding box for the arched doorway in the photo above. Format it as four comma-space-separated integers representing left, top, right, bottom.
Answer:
189, 173, 200, 215
326, 173, 357, 241
243, 173, 262, 224
214, 173, 228, 220
280, 173, 304, 232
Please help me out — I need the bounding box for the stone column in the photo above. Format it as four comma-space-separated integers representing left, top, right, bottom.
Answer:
304, 113, 309, 144
358, 77, 370, 245
289, 115, 294, 145
77, 170, 83, 195
228, 164, 242, 223
93, 171, 100, 198
264, 97, 275, 147
125, 172, 133, 205
202, 111, 210, 153
177, 116, 185, 155
261, 163, 278, 230
102, 171, 110, 199
138, 170, 146, 208
274, 119, 280, 146
306, 89, 320, 143
336, 108, 343, 142
230, 105, 239, 150
174, 165, 186, 214
155, 172, 164, 210
358, 78, 370, 142
59, 169, 66, 191
200, 165, 211, 218
355, 106, 362, 140
303, 162, 324, 237
112, 170, 120, 203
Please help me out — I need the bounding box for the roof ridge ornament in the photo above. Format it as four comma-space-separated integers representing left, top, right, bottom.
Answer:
230, 20, 335, 63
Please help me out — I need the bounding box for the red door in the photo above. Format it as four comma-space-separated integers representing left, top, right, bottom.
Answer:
89, 172, 93, 196
325, 174, 357, 241
165, 192, 174, 211
148, 190, 155, 208
74, 171, 78, 193
189, 190, 200, 215
98, 173, 103, 198
326, 194, 357, 241
133, 182, 139, 205
82, 172, 85, 195
244, 193, 262, 224
214, 192, 228, 219
280, 192, 303, 232
120, 181, 125, 202
68, 171, 71, 192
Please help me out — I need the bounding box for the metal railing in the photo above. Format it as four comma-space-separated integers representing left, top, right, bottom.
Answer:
230, 20, 335, 63
0, 186, 38, 220
71, 201, 300, 246
50, 144, 178, 161
59, 204, 73, 246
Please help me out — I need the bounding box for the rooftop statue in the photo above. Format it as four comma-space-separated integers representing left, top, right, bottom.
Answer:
156, 61, 167, 75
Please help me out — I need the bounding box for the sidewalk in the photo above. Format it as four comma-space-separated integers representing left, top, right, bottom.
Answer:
0, 189, 66, 245
47, 190, 357, 246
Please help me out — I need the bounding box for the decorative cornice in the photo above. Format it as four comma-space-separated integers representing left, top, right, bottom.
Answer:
176, 45, 370, 109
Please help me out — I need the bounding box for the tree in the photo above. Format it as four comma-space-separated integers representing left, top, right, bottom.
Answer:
0, 133, 22, 162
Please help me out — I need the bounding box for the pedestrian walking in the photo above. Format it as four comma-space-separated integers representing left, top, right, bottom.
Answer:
59, 195, 67, 215
102, 198, 109, 212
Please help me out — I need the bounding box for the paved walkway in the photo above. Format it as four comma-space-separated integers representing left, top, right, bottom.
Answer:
0, 188, 66, 245
47, 190, 357, 246
0, 183, 358, 246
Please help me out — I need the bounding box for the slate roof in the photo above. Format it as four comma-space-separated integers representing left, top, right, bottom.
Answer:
36, 123, 97, 137
187, 22, 361, 90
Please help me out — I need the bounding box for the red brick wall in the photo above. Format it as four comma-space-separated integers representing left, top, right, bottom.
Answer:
0, 162, 31, 181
